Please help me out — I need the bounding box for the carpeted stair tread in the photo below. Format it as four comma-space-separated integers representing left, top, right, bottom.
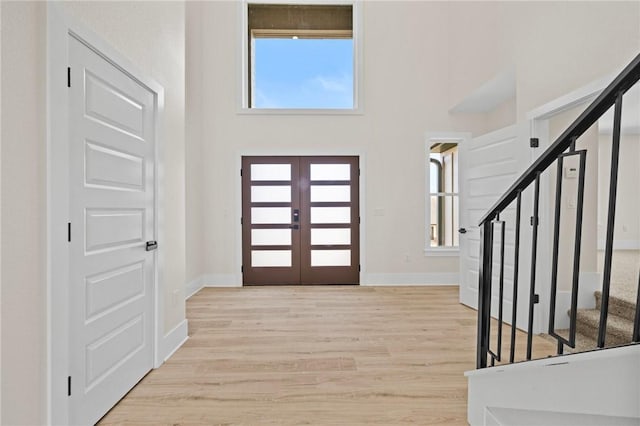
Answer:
575, 308, 633, 344
595, 291, 637, 322
552, 330, 598, 353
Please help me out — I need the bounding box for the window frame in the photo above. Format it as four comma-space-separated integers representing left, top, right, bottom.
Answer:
239, 0, 363, 115
424, 132, 470, 257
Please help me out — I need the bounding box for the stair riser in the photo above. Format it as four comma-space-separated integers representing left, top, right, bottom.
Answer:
575, 317, 633, 345
595, 292, 636, 322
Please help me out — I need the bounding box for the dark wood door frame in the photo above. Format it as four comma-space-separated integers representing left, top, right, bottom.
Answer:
242, 156, 360, 286
242, 156, 301, 285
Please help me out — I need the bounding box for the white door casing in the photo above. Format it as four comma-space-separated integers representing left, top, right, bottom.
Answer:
459, 125, 534, 331
67, 35, 157, 425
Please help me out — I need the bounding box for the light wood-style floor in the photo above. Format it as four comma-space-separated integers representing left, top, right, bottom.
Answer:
100, 286, 556, 425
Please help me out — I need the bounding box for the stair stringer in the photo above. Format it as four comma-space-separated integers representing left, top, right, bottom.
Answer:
465, 345, 640, 426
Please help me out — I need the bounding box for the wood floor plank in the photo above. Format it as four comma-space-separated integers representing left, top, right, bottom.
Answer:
99, 286, 556, 425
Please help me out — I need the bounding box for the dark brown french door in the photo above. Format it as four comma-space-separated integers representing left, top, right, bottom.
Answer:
242, 156, 360, 285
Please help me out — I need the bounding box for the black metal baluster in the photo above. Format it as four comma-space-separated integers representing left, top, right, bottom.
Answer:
488, 217, 506, 364
568, 151, 587, 348
633, 271, 640, 343
496, 219, 505, 362
477, 219, 494, 369
598, 92, 624, 348
526, 172, 541, 360
510, 191, 522, 363
548, 156, 564, 354
547, 150, 587, 353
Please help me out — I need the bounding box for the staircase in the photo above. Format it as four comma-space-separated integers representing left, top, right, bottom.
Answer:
469, 53, 640, 425
567, 251, 639, 351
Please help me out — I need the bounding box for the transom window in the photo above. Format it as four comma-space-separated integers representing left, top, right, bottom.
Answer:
245, 3, 357, 110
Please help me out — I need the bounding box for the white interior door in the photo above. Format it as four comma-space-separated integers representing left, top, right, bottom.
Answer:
68, 35, 156, 425
459, 125, 526, 318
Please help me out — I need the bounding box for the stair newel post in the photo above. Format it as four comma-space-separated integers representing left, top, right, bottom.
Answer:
477, 219, 494, 369
598, 92, 623, 349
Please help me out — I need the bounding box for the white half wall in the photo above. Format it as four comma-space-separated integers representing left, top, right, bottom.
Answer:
466, 345, 640, 426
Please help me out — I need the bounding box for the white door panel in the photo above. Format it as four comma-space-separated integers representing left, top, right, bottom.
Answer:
459, 125, 525, 313
69, 35, 156, 425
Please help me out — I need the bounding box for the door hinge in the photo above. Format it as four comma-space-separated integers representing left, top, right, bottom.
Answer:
67, 222, 71, 242
67, 376, 71, 396
530, 137, 539, 148
67, 67, 71, 88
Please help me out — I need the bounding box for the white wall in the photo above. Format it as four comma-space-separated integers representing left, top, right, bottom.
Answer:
1, 3, 46, 424
186, 1, 640, 285
0, 2, 185, 424
0, 1, 4, 421
547, 107, 599, 292
598, 133, 640, 249
186, 1, 205, 285
195, 1, 463, 284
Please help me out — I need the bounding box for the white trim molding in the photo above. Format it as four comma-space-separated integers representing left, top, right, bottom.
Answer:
423, 131, 471, 255
552, 272, 600, 329
162, 319, 188, 362
597, 240, 640, 251
186, 276, 205, 299
202, 273, 242, 288
362, 272, 458, 286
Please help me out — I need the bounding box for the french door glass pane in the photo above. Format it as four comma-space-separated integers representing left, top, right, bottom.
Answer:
251, 164, 291, 181
251, 207, 291, 224
252, 229, 292, 246
310, 207, 350, 224
251, 185, 291, 203
311, 250, 351, 266
310, 185, 350, 202
311, 228, 351, 245
252, 250, 292, 267
310, 164, 350, 181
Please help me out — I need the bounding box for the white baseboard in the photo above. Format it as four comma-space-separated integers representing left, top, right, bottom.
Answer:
185, 276, 204, 299
202, 273, 242, 287
597, 240, 640, 250
362, 272, 458, 286
162, 319, 188, 362
553, 272, 600, 329
187, 272, 459, 290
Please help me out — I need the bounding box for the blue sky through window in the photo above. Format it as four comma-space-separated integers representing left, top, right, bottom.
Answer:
253, 38, 354, 109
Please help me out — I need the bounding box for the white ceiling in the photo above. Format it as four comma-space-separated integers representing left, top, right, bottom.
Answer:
449, 67, 516, 114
